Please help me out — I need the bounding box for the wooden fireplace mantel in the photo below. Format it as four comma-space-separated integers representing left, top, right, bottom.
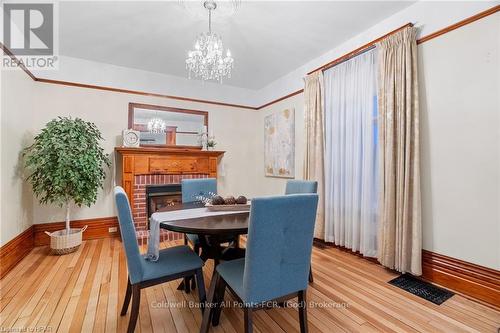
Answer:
115, 146, 225, 208
115, 146, 225, 157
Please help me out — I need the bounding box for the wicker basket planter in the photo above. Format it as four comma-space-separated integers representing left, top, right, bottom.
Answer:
45, 225, 87, 255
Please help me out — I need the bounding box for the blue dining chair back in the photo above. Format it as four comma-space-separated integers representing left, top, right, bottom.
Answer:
181, 178, 217, 203
114, 186, 206, 333
285, 179, 318, 284
285, 180, 318, 195
244, 194, 318, 304
201, 194, 318, 333
114, 186, 144, 284
181, 178, 218, 255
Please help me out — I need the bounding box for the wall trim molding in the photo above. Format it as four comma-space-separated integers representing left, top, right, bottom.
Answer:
422, 250, 500, 309
33, 216, 120, 246
259, 5, 500, 110
2, 5, 498, 111
257, 89, 304, 110
35, 78, 259, 111
0, 217, 120, 279
314, 239, 500, 309
0, 43, 257, 111
417, 5, 500, 44
0, 226, 34, 279
0, 42, 37, 81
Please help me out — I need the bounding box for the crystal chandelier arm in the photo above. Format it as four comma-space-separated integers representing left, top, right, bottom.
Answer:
208, 7, 212, 34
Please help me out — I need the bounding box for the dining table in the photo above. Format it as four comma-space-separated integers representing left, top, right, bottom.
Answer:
155, 202, 249, 290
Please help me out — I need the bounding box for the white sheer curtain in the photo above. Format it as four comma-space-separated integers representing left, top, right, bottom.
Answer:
324, 49, 378, 257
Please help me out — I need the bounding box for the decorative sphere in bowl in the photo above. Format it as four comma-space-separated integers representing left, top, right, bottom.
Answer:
211, 195, 225, 205
224, 196, 237, 205
236, 196, 247, 204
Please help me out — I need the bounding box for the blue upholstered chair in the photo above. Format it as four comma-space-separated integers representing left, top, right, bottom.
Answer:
114, 186, 206, 333
285, 180, 318, 195
182, 178, 217, 203
285, 180, 318, 283
181, 178, 217, 255
200, 194, 319, 333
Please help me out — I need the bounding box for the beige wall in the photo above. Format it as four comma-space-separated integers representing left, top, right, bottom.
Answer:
256, 93, 305, 196
1, 68, 35, 246
2, 13, 498, 270
254, 14, 500, 270
1, 74, 260, 245
29, 83, 261, 225
418, 13, 499, 269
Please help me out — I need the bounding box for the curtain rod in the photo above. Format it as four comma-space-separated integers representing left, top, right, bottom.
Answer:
307, 22, 414, 75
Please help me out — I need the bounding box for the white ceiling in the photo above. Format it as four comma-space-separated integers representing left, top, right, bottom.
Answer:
59, 1, 414, 90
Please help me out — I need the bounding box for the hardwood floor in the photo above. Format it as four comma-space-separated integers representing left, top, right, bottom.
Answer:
1, 238, 499, 333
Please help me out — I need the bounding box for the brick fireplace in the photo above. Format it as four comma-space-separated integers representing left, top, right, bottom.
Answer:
115, 147, 225, 244
133, 174, 207, 243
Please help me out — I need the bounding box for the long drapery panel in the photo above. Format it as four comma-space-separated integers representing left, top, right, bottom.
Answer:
376, 27, 422, 275
324, 49, 378, 257
303, 71, 326, 239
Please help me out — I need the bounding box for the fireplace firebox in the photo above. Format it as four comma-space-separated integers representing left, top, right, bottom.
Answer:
145, 184, 182, 219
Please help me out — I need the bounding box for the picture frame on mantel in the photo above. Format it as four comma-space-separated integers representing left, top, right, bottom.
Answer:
264, 108, 295, 178
128, 102, 209, 149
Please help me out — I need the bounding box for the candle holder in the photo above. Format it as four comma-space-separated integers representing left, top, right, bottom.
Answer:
198, 131, 208, 150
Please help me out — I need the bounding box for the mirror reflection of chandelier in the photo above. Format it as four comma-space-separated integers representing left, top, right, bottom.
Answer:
147, 117, 166, 134
185, 0, 235, 83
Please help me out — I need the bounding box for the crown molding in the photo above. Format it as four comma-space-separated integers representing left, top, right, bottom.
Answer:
417, 4, 500, 44
2, 5, 498, 111
35, 77, 259, 110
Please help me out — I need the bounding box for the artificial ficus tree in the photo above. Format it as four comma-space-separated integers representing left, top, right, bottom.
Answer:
24, 117, 111, 233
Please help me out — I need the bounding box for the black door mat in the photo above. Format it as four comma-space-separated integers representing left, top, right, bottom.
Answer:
388, 273, 454, 305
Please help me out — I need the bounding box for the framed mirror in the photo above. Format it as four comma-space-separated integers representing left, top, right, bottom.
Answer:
128, 103, 208, 148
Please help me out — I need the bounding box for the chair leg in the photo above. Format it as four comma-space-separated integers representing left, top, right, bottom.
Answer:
120, 278, 132, 316
298, 290, 308, 333
195, 269, 206, 315
191, 244, 200, 291
127, 284, 141, 333
191, 275, 197, 290
234, 235, 240, 248
244, 307, 253, 333
308, 265, 314, 283
200, 271, 220, 333
211, 276, 226, 326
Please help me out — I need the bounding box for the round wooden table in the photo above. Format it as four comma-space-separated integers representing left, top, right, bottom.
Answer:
158, 202, 249, 264
157, 202, 249, 292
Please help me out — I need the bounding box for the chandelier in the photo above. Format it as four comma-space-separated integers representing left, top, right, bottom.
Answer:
185, 0, 234, 83
147, 118, 166, 134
